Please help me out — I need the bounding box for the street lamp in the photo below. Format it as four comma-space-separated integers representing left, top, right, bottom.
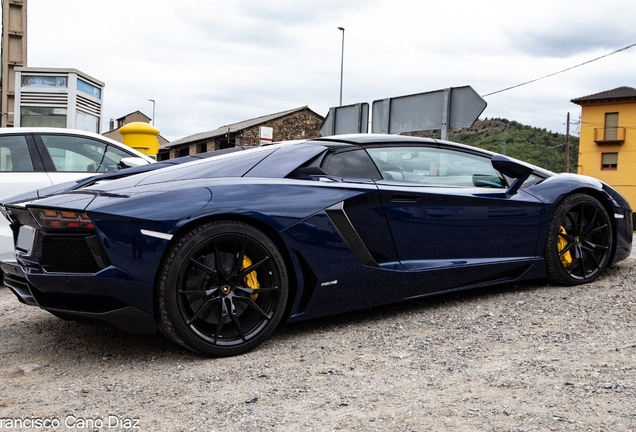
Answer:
338, 27, 345, 106
148, 99, 156, 125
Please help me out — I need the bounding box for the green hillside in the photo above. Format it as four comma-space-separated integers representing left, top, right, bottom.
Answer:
408, 118, 578, 174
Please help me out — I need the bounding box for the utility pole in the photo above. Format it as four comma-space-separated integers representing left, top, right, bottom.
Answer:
148, 99, 156, 125
338, 27, 345, 106
565, 112, 570, 173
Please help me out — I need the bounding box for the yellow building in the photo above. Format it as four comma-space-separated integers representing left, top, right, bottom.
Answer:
572, 86, 636, 208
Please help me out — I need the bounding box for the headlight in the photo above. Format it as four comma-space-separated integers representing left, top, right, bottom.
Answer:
29, 208, 94, 229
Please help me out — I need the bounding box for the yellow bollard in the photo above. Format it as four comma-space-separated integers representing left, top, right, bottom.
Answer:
119, 122, 160, 159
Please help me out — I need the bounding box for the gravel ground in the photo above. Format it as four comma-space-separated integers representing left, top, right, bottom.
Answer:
0, 259, 635, 431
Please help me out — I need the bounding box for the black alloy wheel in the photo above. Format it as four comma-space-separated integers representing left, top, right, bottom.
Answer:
157, 221, 288, 357
545, 193, 613, 285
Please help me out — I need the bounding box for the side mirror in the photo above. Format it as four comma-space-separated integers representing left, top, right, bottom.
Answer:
120, 157, 151, 169
491, 155, 533, 196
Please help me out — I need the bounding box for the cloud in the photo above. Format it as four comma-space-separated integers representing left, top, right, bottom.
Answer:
510, 30, 635, 58
501, 1, 636, 57
25, 0, 636, 141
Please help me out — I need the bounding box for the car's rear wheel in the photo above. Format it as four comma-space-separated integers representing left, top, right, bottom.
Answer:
156, 221, 288, 357
545, 193, 613, 285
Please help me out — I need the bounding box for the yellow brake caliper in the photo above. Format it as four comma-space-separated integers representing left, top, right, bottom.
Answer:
240, 255, 260, 300
557, 226, 573, 269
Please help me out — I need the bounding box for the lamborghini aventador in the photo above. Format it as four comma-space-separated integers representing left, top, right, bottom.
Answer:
1, 134, 632, 356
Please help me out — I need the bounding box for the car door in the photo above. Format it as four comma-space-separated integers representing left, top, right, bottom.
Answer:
366, 145, 544, 271
320, 147, 400, 265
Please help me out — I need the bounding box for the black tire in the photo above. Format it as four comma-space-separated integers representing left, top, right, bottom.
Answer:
156, 221, 288, 357
545, 193, 613, 285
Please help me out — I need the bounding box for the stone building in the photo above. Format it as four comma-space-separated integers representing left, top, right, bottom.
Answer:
158, 106, 324, 160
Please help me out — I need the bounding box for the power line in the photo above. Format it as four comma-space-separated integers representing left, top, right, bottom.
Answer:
482, 42, 636, 97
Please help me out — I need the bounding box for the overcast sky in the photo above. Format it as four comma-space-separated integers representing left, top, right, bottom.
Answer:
27, 0, 636, 141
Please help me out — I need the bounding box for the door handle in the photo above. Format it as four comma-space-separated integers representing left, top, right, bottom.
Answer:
390, 193, 420, 203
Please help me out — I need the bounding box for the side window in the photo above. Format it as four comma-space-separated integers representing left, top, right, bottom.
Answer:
39, 135, 133, 172
521, 174, 543, 188
323, 149, 382, 179
367, 146, 505, 188
0, 135, 34, 172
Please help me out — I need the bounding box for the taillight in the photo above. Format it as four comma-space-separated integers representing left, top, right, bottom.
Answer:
30, 208, 95, 229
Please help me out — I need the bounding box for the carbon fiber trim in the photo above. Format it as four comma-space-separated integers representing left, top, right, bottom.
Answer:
325, 201, 379, 267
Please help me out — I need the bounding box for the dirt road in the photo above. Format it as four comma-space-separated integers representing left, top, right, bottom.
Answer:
1, 260, 635, 431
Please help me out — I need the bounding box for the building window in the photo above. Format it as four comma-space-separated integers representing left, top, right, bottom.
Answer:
76, 111, 99, 133
198, 142, 207, 153
21, 106, 67, 128
601, 152, 618, 169
178, 147, 189, 157
604, 113, 619, 141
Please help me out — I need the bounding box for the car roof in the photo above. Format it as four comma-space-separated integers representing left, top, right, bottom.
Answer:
309, 133, 438, 146
303, 133, 497, 157
303, 134, 552, 176
0, 127, 112, 140
0, 127, 155, 162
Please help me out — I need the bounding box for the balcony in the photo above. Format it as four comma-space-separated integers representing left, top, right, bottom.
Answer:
594, 127, 626, 145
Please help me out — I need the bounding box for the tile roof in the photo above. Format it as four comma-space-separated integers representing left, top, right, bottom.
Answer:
115, 110, 151, 122
571, 86, 636, 104
164, 106, 317, 148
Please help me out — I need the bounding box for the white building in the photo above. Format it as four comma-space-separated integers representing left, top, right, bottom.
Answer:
14, 67, 104, 133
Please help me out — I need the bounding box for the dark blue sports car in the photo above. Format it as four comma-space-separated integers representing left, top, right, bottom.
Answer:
1, 134, 632, 356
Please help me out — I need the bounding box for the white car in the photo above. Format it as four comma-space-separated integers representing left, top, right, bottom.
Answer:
0, 128, 154, 264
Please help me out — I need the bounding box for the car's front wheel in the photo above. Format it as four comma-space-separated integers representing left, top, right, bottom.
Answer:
545, 193, 613, 285
156, 221, 288, 357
